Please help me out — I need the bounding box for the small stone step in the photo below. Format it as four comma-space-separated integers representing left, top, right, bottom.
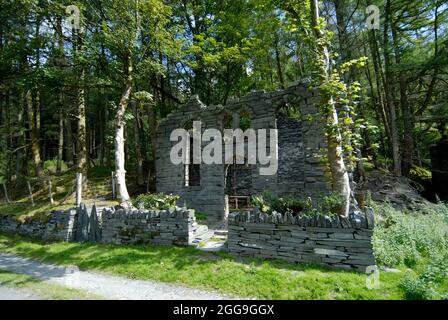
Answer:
194, 230, 214, 242
198, 241, 226, 252
193, 225, 209, 236
214, 230, 228, 237
213, 234, 227, 241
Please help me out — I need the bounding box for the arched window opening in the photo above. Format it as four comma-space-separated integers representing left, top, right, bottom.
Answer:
184, 120, 200, 187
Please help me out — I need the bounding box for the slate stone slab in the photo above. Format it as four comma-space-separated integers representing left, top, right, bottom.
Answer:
228, 208, 376, 272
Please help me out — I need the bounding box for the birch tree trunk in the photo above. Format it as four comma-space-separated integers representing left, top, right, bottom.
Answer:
114, 57, 133, 206
310, 0, 351, 217
75, 29, 88, 178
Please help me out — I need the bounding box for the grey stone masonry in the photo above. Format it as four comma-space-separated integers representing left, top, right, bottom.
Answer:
100, 207, 195, 246
227, 208, 376, 272
156, 82, 330, 221
0, 206, 196, 247
0, 210, 77, 242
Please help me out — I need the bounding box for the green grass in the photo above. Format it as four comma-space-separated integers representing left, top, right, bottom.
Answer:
0, 166, 118, 219
0, 270, 102, 300
0, 199, 118, 221
0, 233, 405, 300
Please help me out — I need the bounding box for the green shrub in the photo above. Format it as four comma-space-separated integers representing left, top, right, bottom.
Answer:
401, 274, 436, 300
401, 253, 448, 300
320, 192, 345, 215
195, 211, 208, 221
88, 166, 114, 178
131, 193, 180, 210
373, 202, 448, 268
409, 165, 432, 182
251, 191, 312, 216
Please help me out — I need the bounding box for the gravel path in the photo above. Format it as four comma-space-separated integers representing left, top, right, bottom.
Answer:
0, 253, 236, 300
0, 286, 43, 300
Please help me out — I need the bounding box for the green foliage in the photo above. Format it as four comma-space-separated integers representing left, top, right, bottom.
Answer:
251, 191, 347, 217
401, 274, 437, 300
373, 202, 448, 268
251, 191, 312, 216
409, 166, 432, 182
88, 166, 114, 179
195, 211, 208, 221
131, 193, 180, 210
320, 192, 345, 215
400, 253, 448, 300
43, 159, 68, 174
133, 91, 153, 103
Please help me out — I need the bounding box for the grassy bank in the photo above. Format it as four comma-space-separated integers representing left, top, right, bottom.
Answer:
0, 233, 404, 300
371, 202, 448, 300
0, 201, 446, 300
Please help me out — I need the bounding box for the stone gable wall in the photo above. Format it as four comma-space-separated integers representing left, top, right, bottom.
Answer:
156, 83, 330, 220
227, 209, 376, 272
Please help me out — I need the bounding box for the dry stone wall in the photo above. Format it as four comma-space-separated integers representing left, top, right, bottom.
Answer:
0, 207, 195, 247
227, 209, 376, 272
100, 207, 195, 246
0, 209, 77, 242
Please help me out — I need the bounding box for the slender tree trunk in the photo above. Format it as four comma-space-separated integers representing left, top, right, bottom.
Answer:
114, 57, 133, 206
274, 32, 285, 89
368, 29, 391, 143
132, 102, 144, 186
76, 28, 88, 178
391, 20, 413, 176
64, 119, 74, 166
310, 0, 351, 216
25, 90, 43, 177
16, 92, 26, 178
383, 0, 401, 176
56, 17, 66, 174
57, 93, 64, 173
147, 102, 158, 172
416, 4, 439, 117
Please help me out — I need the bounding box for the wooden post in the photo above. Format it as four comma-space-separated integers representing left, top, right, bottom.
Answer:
27, 181, 35, 207
76, 173, 83, 207
2, 183, 11, 204
48, 177, 54, 205
111, 171, 116, 199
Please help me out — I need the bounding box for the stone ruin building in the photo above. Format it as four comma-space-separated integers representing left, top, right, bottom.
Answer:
155, 83, 331, 221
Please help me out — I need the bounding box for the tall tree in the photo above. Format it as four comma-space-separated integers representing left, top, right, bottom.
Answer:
284, 0, 358, 216
97, 0, 173, 206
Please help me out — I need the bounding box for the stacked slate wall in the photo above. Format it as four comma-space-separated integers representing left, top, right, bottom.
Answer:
156, 83, 330, 220
0, 210, 77, 242
0, 207, 195, 247
100, 208, 195, 245
227, 209, 376, 272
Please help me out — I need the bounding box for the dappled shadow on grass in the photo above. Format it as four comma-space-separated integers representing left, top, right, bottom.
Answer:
0, 232, 403, 300
0, 232, 358, 277
0, 270, 40, 287
0, 232, 225, 274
